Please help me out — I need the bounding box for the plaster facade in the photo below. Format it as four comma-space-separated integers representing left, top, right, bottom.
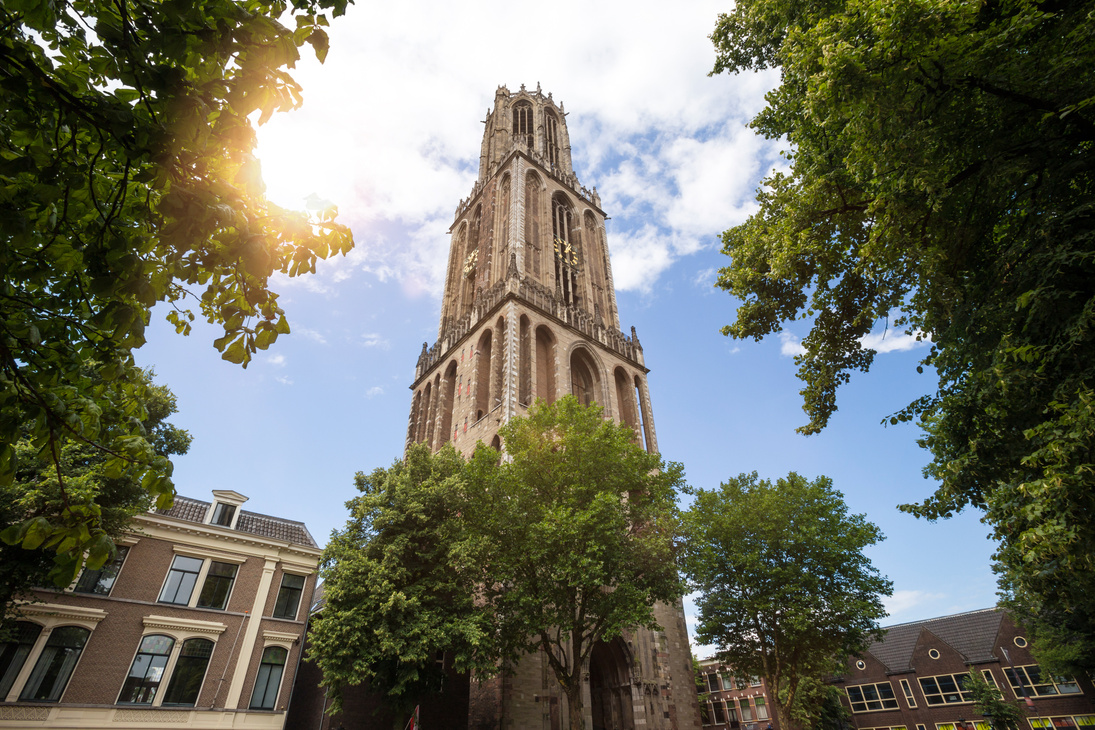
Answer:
0, 491, 320, 730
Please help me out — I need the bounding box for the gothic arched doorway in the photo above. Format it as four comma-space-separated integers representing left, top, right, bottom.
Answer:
589, 637, 634, 730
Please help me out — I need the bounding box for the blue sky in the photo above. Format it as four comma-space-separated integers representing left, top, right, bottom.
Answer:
133, 0, 999, 657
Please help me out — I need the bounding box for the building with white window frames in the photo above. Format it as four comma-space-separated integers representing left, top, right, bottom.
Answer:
835, 609, 1094, 730
697, 660, 777, 730
0, 489, 319, 729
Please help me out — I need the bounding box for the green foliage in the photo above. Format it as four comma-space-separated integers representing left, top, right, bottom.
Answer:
312, 399, 683, 730
679, 472, 891, 730
308, 444, 489, 717
1, 0, 353, 585
710, 0, 1095, 673
694, 655, 711, 723
466, 396, 685, 730
965, 668, 1025, 730
806, 686, 851, 730
2, 369, 189, 615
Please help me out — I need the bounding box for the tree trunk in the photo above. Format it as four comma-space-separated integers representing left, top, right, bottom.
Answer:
566, 681, 585, 730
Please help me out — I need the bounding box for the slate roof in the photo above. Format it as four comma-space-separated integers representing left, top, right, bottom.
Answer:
157, 496, 318, 549
865, 608, 1005, 673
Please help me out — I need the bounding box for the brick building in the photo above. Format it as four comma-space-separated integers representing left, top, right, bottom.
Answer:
836, 608, 1094, 730
400, 84, 701, 730
697, 661, 777, 730
0, 489, 320, 729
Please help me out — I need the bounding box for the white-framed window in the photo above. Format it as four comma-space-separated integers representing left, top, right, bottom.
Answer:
848, 682, 900, 712
1, 603, 106, 703
860, 726, 909, 730
919, 673, 974, 705
755, 696, 769, 720
740, 699, 754, 722
901, 678, 918, 707
73, 545, 130, 595
848, 681, 900, 712
157, 550, 243, 610
712, 700, 726, 724
938, 722, 991, 730
271, 573, 306, 620
707, 673, 721, 692
1005, 665, 1082, 697
1029, 715, 1095, 730
117, 632, 217, 707
204, 490, 247, 529
248, 645, 288, 710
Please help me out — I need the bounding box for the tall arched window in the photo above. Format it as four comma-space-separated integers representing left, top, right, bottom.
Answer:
545, 110, 560, 168
570, 349, 599, 406
536, 326, 556, 404
249, 646, 288, 711
0, 622, 42, 699
584, 211, 607, 319
513, 102, 533, 147
476, 330, 492, 420
119, 634, 174, 704
553, 194, 579, 308
519, 315, 532, 406
525, 171, 542, 279
614, 367, 639, 438
498, 174, 511, 266
19, 626, 89, 702
418, 381, 432, 445
439, 361, 457, 443
162, 638, 214, 706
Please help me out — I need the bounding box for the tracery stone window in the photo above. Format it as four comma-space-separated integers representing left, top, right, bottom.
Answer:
552, 194, 579, 308
545, 110, 560, 168
513, 102, 533, 148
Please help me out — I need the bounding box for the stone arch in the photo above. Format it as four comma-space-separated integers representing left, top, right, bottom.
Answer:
497, 173, 512, 274
589, 637, 634, 730
524, 170, 544, 280
439, 360, 458, 444
552, 193, 580, 307
491, 316, 506, 411
519, 315, 532, 406
569, 345, 603, 407
417, 381, 433, 445
408, 389, 421, 445
614, 367, 639, 438
460, 207, 482, 313
475, 329, 493, 420
544, 109, 561, 168
490, 434, 502, 451
584, 210, 607, 320
634, 374, 653, 452
535, 325, 556, 405
513, 101, 533, 148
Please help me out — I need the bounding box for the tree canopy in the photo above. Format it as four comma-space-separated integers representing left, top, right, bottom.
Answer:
710, 0, 1095, 672
1, 0, 353, 583
307, 444, 491, 719
2, 368, 190, 615
312, 398, 685, 730
465, 396, 685, 730
678, 472, 891, 730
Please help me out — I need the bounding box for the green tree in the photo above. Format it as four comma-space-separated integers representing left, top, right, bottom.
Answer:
1, 0, 353, 581
679, 472, 891, 730
965, 668, 1025, 730
465, 396, 685, 730
807, 686, 851, 730
307, 444, 492, 721
2, 368, 190, 615
709, 0, 1095, 673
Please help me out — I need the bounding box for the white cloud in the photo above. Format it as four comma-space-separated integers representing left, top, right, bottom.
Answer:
295, 327, 327, 345
860, 330, 930, 354
266, 354, 287, 366
885, 589, 946, 620
253, 0, 780, 297
275, 375, 293, 386
361, 332, 390, 349
779, 332, 806, 357
366, 386, 384, 398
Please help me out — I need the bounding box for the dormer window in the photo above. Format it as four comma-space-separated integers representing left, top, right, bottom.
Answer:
205, 490, 248, 529
211, 503, 235, 527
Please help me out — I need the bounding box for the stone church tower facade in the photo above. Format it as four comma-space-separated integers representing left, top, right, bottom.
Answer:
406, 85, 701, 730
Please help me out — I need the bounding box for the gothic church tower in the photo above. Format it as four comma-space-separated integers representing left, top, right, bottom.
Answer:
407, 85, 701, 730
